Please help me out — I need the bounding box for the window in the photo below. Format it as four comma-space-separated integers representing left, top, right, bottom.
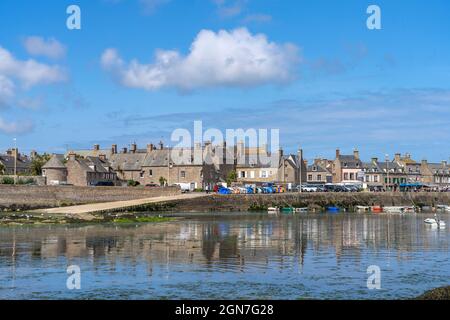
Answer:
140, 171, 144, 178
240, 171, 246, 178
149, 169, 153, 177
308, 174, 313, 181
317, 174, 322, 181
350, 173, 354, 180
344, 173, 349, 180
374, 175, 378, 182
261, 171, 268, 178
180, 171, 186, 178
250, 171, 255, 178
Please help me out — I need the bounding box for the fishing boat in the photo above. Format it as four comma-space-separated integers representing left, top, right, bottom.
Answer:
267, 207, 280, 214
295, 207, 308, 213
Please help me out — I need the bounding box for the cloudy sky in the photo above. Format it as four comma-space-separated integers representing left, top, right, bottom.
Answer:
0, 0, 449, 162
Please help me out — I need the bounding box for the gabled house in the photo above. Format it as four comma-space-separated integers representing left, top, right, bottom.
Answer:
421, 160, 450, 186
0, 148, 32, 175
307, 159, 333, 184
332, 149, 363, 183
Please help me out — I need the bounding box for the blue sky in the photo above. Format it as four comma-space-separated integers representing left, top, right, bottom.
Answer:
0, 0, 449, 162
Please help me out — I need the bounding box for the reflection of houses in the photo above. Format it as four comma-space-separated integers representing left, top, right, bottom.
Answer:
307, 159, 332, 184
332, 149, 363, 183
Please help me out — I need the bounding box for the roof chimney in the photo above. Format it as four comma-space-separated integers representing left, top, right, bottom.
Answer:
122, 147, 128, 154
131, 143, 137, 153
353, 149, 359, 160
371, 157, 378, 163
394, 153, 401, 162
30, 150, 37, 159
335, 148, 340, 159
111, 144, 117, 155
159, 141, 164, 150
147, 144, 154, 153
442, 160, 447, 167
68, 152, 76, 161
421, 159, 428, 165
94, 144, 100, 151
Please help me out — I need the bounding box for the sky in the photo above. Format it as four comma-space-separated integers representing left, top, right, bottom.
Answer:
0, 0, 449, 162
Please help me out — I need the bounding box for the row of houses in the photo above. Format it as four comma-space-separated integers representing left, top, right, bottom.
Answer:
2, 144, 449, 189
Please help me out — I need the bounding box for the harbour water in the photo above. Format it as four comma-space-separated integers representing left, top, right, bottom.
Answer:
0, 212, 449, 299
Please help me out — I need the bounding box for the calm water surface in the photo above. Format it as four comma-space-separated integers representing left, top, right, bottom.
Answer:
0, 212, 449, 299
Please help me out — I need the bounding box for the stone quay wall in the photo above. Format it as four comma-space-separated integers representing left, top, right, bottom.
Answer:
0, 185, 181, 211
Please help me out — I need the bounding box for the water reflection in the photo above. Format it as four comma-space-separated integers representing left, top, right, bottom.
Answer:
0, 213, 449, 299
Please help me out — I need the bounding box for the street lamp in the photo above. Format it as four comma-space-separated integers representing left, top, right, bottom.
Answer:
385, 154, 389, 192
13, 138, 17, 184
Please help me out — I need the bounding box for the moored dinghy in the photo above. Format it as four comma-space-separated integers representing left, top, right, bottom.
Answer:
356, 206, 370, 213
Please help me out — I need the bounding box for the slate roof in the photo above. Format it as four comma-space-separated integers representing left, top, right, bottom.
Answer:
42, 154, 66, 169
0, 154, 32, 171
337, 155, 362, 169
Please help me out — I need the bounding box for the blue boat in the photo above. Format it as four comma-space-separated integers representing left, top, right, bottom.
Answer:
327, 206, 340, 213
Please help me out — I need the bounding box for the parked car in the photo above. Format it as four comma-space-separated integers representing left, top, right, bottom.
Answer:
145, 183, 160, 188
92, 181, 115, 187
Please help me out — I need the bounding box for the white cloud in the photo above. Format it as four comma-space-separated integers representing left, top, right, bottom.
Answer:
0, 117, 34, 134
23, 36, 67, 59
0, 46, 67, 89
101, 28, 300, 91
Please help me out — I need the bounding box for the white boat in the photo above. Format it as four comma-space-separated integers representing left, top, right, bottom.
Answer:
268, 207, 280, 214
384, 206, 405, 214
403, 206, 416, 213
436, 205, 450, 213
424, 217, 446, 228
355, 206, 370, 212
295, 207, 308, 213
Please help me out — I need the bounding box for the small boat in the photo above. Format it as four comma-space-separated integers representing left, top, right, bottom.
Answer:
436, 205, 450, 213
281, 207, 295, 213
371, 206, 383, 213
295, 207, 308, 213
268, 207, 280, 214
384, 206, 407, 214
424, 218, 446, 228
403, 206, 416, 213
327, 206, 340, 213
356, 206, 370, 212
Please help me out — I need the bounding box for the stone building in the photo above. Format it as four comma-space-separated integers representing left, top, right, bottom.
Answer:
0, 148, 32, 175
307, 159, 333, 184
362, 157, 407, 190
42, 153, 117, 186
235, 145, 306, 185
332, 149, 363, 183
42, 154, 67, 185
420, 160, 450, 186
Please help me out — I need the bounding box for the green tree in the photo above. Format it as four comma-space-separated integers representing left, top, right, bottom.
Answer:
226, 170, 237, 186
0, 162, 5, 175
159, 176, 167, 186
30, 153, 51, 176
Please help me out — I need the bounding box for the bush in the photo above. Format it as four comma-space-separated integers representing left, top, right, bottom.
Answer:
127, 180, 140, 187
1, 177, 15, 185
